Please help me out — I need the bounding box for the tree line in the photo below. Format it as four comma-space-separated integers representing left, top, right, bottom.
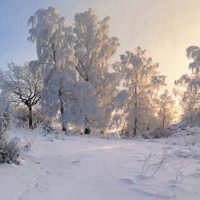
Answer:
0, 7, 198, 136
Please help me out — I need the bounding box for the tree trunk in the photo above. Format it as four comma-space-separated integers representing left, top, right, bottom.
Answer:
133, 78, 138, 137
84, 127, 91, 135
58, 87, 67, 132
133, 117, 137, 136
60, 98, 67, 132
28, 105, 33, 129
162, 115, 166, 129
84, 117, 91, 134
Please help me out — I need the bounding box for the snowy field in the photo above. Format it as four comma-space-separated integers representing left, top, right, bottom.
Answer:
1, 128, 200, 200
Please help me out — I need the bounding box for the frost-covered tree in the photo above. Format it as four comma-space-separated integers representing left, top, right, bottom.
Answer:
28, 7, 76, 130
42, 71, 98, 131
175, 46, 200, 124
73, 8, 120, 131
0, 95, 12, 131
28, 7, 119, 132
177, 88, 200, 124
28, 7, 98, 131
105, 89, 129, 135
0, 62, 42, 129
28, 7, 75, 70
73, 8, 119, 82
113, 47, 166, 136
157, 90, 176, 128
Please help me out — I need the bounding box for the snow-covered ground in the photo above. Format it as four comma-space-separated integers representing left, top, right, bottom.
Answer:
1, 128, 200, 200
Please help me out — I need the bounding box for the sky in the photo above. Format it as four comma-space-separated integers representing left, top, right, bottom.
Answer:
1, 0, 200, 90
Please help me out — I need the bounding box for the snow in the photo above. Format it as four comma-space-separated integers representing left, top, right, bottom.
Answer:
1, 128, 200, 200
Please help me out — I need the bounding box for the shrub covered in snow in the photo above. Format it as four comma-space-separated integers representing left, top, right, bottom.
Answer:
145, 128, 174, 139
0, 134, 20, 164
0, 128, 20, 164
0, 102, 20, 164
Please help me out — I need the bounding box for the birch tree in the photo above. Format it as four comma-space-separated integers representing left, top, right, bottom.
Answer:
157, 90, 176, 128
175, 46, 200, 124
113, 47, 166, 136
73, 8, 120, 132
28, 7, 98, 131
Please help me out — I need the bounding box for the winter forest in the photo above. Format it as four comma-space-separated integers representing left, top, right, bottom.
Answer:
1, 2, 200, 200
0, 7, 195, 135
